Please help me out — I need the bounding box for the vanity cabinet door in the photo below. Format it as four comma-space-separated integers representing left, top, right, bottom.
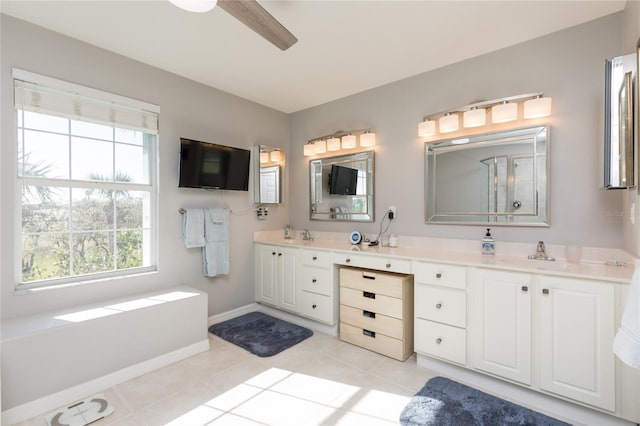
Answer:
278, 247, 302, 313
255, 244, 278, 306
472, 269, 532, 385
538, 276, 615, 411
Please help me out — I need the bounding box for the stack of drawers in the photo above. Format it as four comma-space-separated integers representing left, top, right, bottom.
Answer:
413, 261, 467, 365
339, 267, 414, 361
301, 249, 335, 324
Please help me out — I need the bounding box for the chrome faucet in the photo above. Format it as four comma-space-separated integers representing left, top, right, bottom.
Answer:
300, 229, 313, 241
528, 241, 555, 261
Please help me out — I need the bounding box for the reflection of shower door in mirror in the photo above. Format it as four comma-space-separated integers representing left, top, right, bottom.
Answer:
482, 155, 534, 223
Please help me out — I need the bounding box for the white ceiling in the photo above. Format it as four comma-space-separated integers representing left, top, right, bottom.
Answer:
1, 0, 626, 113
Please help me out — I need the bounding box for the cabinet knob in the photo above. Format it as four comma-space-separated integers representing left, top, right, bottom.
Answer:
272, 252, 276, 256
346, 258, 351, 263
312, 256, 317, 260
278, 253, 282, 256
542, 288, 549, 295
386, 263, 391, 268
436, 273, 442, 279
436, 338, 442, 344
522, 286, 528, 292
312, 278, 317, 283
435, 303, 442, 309
312, 304, 317, 309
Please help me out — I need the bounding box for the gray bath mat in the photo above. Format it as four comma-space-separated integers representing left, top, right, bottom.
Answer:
400, 377, 571, 426
208, 311, 313, 357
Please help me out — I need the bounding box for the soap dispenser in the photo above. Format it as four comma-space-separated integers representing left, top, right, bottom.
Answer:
482, 228, 495, 255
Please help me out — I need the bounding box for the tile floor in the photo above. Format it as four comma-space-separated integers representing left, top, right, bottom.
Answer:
15, 332, 438, 426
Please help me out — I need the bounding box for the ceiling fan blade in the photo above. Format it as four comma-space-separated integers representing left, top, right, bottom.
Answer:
218, 0, 297, 51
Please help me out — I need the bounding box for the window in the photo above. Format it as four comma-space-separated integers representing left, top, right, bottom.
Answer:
14, 70, 159, 289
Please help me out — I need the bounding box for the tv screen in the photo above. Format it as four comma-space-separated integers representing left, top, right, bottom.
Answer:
178, 138, 250, 191
329, 164, 358, 195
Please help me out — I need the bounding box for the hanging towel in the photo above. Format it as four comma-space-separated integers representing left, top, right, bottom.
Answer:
613, 267, 640, 368
202, 207, 230, 277
182, 209, 205, 248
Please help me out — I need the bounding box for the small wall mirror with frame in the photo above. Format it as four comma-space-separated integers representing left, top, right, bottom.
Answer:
425, 125, 549, 226
309, 151, 374, 222
253, 145, 284, 204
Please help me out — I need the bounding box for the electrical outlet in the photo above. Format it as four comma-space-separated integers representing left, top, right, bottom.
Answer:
388, 206, 396, 219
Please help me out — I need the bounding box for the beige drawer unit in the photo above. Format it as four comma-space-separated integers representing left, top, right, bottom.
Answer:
339, 267, 414, 361
415, 318, 466, 365
412, 261, 467, 289
414, 283, 466, 328
333, 253, 411, 274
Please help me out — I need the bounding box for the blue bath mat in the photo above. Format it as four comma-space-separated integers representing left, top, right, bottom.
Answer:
208, 311, 313, 357
400, 377, 571, 426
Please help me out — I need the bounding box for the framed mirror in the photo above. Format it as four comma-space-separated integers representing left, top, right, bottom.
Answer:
253, 145, 284, 204
310, 151, 374, 221
425, 125, 549, 226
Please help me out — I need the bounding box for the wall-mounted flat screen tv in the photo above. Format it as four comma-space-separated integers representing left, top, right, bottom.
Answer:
178, 138, 251, 191
329, 164, 358, 195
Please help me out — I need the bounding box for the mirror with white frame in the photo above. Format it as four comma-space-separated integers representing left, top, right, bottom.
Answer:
253, 145, 284, 204
310, 151, 374, 222
425, 125, 549, 226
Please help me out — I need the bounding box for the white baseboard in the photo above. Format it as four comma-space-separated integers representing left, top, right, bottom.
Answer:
207, 303, 260, 326
207, 303, 338, 336
416, 354, 636, 426
2, 340, 210, 425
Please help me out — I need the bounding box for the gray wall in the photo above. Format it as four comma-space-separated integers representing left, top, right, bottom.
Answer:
0, 15, 290, 319
290, 12, 625, 249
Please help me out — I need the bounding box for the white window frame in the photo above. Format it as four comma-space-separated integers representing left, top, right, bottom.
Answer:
13, 69, 160, 291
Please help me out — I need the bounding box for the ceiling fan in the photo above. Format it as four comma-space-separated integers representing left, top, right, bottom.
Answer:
169, 0, 298, 51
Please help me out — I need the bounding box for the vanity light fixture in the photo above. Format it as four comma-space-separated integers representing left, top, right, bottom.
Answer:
327, 136, 341, 151
303, 143, 316, 156
270, 150, 281, 162
359, 131, 376, 147
491, 101, 518, 123
439, 113, 459, 133
451, 138, 470, 145
419, 92, 551, 138
314, 139, 327, 154
304, 128, 375, 157
523, 95, 552, 119
463, 107, 486, 128
341, 133, 357, 149
418, 119, 436, 137
259, 152, 269, 163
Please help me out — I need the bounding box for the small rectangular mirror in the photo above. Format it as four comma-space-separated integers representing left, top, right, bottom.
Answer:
310, 151, 374, 221
253, 145, 284, 204
425, 125, 549, 226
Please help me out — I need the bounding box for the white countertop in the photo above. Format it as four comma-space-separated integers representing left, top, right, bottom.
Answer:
255, 231, 635, 284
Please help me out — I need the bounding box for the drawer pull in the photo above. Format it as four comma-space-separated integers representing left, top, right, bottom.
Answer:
312, 278, 317, 283
363, 329, 376, 338
272, 252, 276, 256
436, 338, 442, 344
346, 258, 351, 263
386, 263, 391, 268
278, 253, 282, 257
312, 256, 317, 260
522, 286, 528, 292
312, 304, 317, 309
363, 310, 376, 319
435, 303, 442, 309
363, 291, 376, 299
542, 288, 549, 295
362, 272, 376, 280
436, 273, 442, 279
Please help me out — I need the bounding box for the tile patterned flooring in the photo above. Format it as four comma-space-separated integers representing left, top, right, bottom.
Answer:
15, 332, 438, 426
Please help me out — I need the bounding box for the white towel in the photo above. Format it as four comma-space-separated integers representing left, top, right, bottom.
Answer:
182, 209, 205, 248
613, 267, 640, 368
202, 208, 230, 277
